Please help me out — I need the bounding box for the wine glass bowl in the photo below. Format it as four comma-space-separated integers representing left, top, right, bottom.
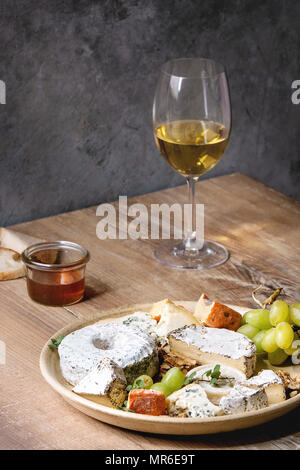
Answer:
153, 58, 231, 269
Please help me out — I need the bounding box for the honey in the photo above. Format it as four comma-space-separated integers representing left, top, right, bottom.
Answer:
22, 241, 90, 306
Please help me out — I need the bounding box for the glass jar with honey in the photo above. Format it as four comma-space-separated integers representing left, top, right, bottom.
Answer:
22, 241, 90, 306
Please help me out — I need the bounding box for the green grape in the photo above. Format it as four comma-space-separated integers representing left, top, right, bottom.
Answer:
241, 315, 247, 325
284, 333, 299, 355
252, 329, 268, 354
261, 328, 277, 353
133, 375, 153, 389
289, 302, 300, 327
161, 367, 185, 393
275, 322, 294, 349
237, 324, 259, 340
269, 300, 289, 326
268, 349, 288, 365
150, 382, 172, 397
244, 309, 272, 330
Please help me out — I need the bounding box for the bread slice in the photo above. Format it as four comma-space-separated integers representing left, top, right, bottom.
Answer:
194, 293, 242, 331
0, 228, 42, 253
0, 248, 25, 280
150, 299, 199, 337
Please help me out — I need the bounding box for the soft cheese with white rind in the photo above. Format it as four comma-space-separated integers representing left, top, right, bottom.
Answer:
240, 369, 286, 405
168, 325, 256, 378
220, 383, 268, 415
167, 383, 222, 418
59, 322, 158, 386
73, 358, 126, 396
186, 364, 247, 404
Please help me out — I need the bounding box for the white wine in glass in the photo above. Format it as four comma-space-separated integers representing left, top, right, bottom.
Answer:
153, 58, 231, 269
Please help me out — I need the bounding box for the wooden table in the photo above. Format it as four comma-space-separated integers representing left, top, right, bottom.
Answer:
1, 173, 299, 450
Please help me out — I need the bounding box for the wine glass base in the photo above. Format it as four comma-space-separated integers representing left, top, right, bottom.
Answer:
154, 240, 229, 270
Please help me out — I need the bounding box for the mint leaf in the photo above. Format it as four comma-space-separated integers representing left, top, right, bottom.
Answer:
211, 364, 221, 379
209, 365, 221, 386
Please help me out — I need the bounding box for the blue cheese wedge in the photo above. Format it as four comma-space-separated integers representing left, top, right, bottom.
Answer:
122, 312, 158, 337
73, 358, 127, 407
186, 364, 246, 404
219, 383, 268, 415
239, 369, 286, 405
166, 383, 223, 418
168, 325, 256, 378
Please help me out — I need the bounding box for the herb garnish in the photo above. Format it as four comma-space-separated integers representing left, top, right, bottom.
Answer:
48, 336, 65, 350
204, 364, 221, 386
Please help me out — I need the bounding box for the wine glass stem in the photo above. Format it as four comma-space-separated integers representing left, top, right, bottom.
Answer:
184, 176, 203, 251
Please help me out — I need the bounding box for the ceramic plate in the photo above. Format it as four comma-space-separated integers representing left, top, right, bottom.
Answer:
40, 302, 300, 435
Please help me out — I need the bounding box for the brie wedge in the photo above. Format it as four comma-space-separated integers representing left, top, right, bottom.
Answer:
73, 358, 127, 407
168, 325, 256, 378
240, 369, 286, 405
166, 383, 222, 418
220, 383, 268, 415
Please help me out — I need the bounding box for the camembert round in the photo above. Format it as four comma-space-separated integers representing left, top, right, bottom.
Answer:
58, 322, 159, 385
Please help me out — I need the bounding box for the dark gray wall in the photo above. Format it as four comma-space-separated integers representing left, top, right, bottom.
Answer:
0, 0, 299, 226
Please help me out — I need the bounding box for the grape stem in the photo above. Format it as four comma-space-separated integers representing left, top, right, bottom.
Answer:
252, 285, 282, 308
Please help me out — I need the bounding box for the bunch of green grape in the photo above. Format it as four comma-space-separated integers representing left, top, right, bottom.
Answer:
237, 301, 300, 365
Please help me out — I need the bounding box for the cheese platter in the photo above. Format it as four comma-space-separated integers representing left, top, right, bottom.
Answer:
40, 298, 300, 435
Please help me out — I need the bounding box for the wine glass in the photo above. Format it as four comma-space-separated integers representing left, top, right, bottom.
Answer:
153, 58, 231, 269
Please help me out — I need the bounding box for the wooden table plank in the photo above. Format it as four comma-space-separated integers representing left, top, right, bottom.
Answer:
0, 173, 299, 450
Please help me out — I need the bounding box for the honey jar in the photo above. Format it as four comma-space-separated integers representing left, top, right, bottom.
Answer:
22, 241, 90, 306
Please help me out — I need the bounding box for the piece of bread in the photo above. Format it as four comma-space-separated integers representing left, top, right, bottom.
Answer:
0, 248, 25, 280
150, 299, 199, 337
128, 389, 166, 415
0, 228, 43, 253
194, 294, 242, 331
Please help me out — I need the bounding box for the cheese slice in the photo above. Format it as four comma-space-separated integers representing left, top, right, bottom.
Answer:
73, 358, 127, 407
150, 299, 198, 337
220, 383, 268, 415
166, 383, 222, 418
186, 364, 247, 404
239, 369, 286, 405
194, 294, 242, 331
122, 311, 158, 337
168, 325, 256, 378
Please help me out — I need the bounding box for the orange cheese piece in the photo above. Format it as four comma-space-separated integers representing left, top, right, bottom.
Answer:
128, 389, 166, 416
205, 302, 242, 330
195, 294, 242, 331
